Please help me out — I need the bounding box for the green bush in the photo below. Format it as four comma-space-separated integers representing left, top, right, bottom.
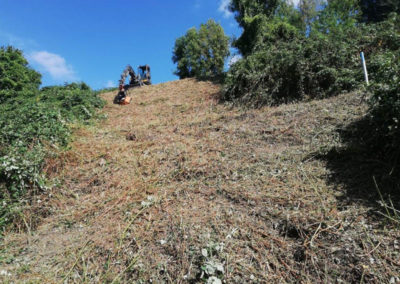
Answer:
0, 145, 47, 227
0, 46, 105, 230
360, 13, 400, 152
223, 2, 400, 108
0, 47, 41, 105
233, 14, 301, 57
368, 53, 400, 152
223, 27, 363, 107
224, 40, 305, 107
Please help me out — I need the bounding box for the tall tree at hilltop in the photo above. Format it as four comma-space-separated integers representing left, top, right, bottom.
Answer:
360, 0, 400, 23
313, 0, 360, 35
228, 0, 281, 27
172, 19, 230, 80
229, 0, 303, 55
299, 0, 322, 30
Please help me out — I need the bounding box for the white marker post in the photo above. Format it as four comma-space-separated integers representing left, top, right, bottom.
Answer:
360, 52, 369, 85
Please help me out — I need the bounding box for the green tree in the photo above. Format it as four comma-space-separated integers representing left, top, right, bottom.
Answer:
0, 46, 41, 103
313, 0, 360, 36
228, 0, 281, 27
360, 0, 400, 23
234, 14, 301, 56
229, 0, 304, 55
223, 0, 368, 106
172, 19, 230, 79
299, 0, 321, 31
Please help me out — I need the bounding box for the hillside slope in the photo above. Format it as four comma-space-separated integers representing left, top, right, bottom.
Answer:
1, 79, 399, 283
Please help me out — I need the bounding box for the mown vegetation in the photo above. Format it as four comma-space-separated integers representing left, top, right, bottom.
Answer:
171, 1, 400, 149
0, 1, 399, 277
0, 46, 105, 231
172, 0, 400, 219
222, 0, 400, 199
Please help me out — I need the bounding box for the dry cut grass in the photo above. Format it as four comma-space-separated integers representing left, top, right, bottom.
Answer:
1, 79, 399, 283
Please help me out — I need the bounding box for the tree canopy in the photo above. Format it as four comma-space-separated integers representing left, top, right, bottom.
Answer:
360, 0, 400, 22
0, 46, 41, 93
229, 0, 281, 27
172, 19, 230, 80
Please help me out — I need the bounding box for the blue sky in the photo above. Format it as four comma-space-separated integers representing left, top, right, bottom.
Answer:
0, 0, 242, 89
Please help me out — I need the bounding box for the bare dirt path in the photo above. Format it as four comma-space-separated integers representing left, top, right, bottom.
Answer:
1, 79, 399, 283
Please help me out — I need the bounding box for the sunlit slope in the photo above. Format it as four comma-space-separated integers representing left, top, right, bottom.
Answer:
2, 79, 398, 283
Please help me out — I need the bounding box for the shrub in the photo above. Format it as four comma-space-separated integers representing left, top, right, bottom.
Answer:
223, 2, 400, 108
223, 26, 364, 107
0, 46, 105, 231
368, 53, 400, 151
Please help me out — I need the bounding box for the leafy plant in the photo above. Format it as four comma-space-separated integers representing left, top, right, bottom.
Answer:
223, 25, 364, 107
0, 46, 105, 231
368, 50, 400, 149
172, 19, 230, 80
222, 1, 399, 108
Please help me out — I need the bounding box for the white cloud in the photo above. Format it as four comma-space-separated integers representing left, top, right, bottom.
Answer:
288, 0, 300, 6
106, 80, 116, 88
228, 54, 242, 66
218, 0, 233, 18
28, 51, 77, 81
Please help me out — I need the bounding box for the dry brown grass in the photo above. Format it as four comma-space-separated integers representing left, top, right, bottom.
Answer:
1, 79, 399, 283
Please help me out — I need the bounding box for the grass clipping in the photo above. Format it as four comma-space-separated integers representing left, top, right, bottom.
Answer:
1, 79, 399, 283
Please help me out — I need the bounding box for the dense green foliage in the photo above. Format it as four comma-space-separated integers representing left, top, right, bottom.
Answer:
222, 0, 400, 186
0, 46, 105, 230
367, 14, 400, 150
224, 35, 362, 106
360, 0, 400, 22
229, 0, 281, 27
223, 0, 399, 107
172, 19, 230, 79
230, 1, 304, 55
368, 51, 400, 146
224, 0, 364, 106
0, 46, 41, 103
